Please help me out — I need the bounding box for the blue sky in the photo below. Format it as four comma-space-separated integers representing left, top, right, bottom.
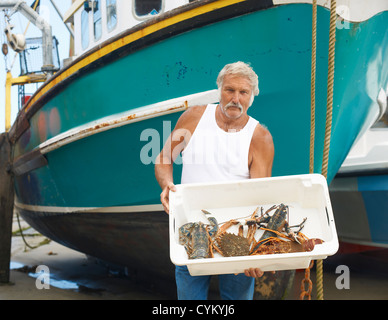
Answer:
0, 0, 71, 132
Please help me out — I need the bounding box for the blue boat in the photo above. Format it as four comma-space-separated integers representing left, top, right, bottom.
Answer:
330, 105, 388, 248
4, 0, 388, 277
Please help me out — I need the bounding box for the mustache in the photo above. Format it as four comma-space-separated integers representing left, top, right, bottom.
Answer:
223, 101, 243, 111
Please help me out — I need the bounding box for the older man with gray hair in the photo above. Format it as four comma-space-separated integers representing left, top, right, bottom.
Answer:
155, 62, 274, 300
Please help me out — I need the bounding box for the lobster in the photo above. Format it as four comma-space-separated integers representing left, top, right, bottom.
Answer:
178, 213, 218, 259
250, 203, 323, 255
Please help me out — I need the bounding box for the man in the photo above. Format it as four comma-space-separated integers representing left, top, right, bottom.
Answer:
155, 62, 274, 300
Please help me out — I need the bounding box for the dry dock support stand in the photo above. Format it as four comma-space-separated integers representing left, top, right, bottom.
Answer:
0, 132, 14, 284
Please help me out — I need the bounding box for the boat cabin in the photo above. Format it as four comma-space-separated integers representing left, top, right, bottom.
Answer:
67, 0, 195, 57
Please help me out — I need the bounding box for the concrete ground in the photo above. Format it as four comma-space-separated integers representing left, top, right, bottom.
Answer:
1, 213, 174, 300
4, 241, 172, 300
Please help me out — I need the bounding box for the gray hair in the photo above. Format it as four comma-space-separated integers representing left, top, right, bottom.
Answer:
216, 62, 260, 96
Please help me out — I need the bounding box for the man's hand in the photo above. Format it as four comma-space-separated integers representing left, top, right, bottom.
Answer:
244, 268, 275, 278
244, 268, 264, 278
160, 182, 176, 214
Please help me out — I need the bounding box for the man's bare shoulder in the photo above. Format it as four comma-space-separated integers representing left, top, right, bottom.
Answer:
251, 123, 274, 149
175, 105, 207, 130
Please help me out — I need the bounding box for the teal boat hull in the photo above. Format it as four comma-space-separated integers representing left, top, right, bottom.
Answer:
10, 2, 388, 274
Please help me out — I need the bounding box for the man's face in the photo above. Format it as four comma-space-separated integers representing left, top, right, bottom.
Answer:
219, 74, 253, 120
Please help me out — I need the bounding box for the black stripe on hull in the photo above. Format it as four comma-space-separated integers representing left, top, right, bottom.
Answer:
18, 208, 174, 279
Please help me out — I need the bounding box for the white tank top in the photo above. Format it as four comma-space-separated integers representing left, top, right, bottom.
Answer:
181, 104, 259, 184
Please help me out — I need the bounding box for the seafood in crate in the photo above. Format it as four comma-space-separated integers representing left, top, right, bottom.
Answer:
179, 204, 324, 260
169, 174, 339, 275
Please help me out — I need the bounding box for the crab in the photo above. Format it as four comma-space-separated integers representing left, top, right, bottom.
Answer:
213, 220, 257, 257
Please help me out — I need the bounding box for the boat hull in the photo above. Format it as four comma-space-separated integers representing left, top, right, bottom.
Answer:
17, 206, 173, 277
10, 2, 388, 273
330, 174, 388, 248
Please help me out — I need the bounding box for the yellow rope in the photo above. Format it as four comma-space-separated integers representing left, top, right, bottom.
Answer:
308, 0, 319, 301
321, 0, 337, 180
310, 0, 317, 175
315, 0, 337, 301
306, 0, 336, 301
316, 259, 324, 300
304, 0, 319, 301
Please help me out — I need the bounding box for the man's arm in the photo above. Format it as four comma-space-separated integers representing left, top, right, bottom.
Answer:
155, 147, 176, 214
245, 124, 274, 278
154, 123, 186, 214
248, 124, 274, 179
155, 106, 205, 213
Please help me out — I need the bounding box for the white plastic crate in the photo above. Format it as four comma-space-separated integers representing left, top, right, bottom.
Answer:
169, 174, 338, 276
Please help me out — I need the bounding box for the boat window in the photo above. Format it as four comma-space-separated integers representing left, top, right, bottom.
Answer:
134, 0, 162, 18
93, 0, 102, 41
106, 0, 117, 32
81, 9, 89, 49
